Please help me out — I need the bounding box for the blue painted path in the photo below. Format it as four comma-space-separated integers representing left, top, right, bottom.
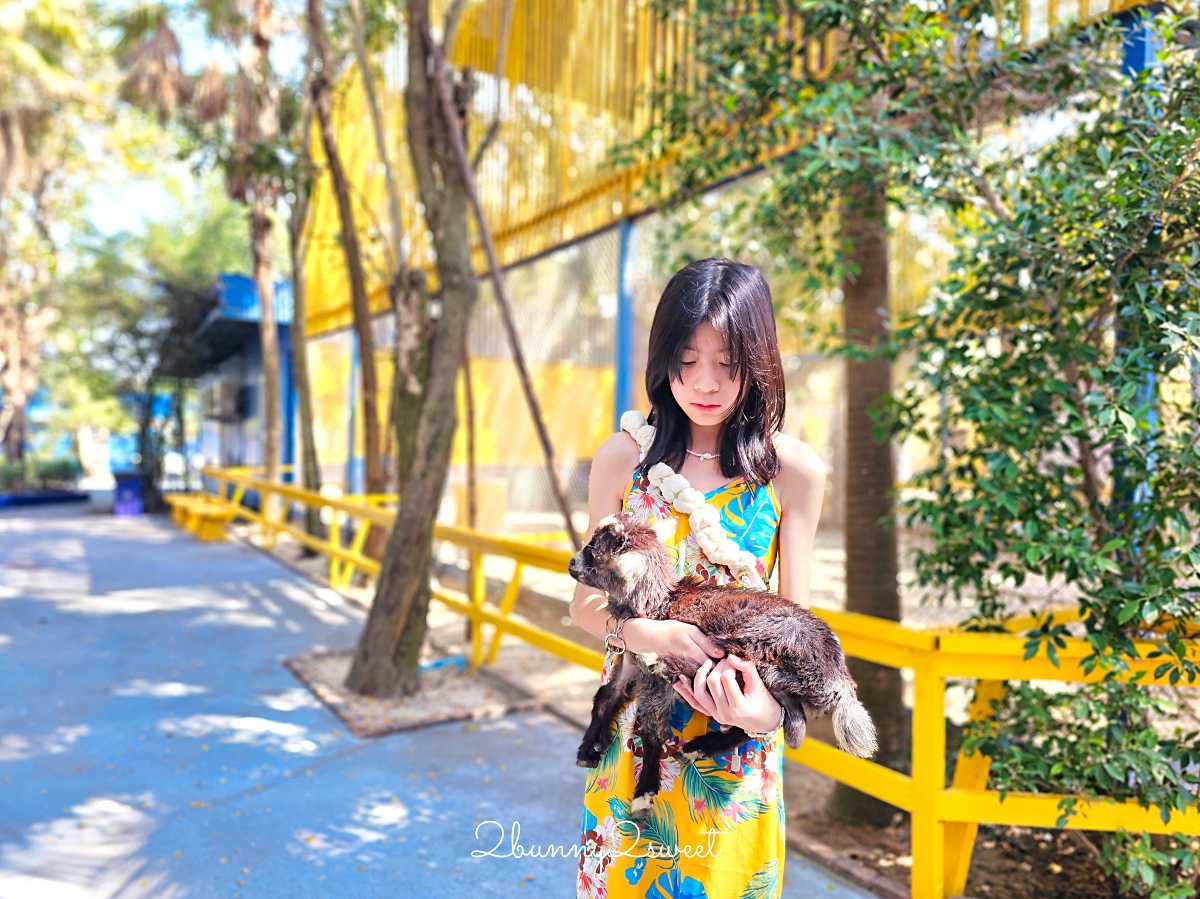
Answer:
0, 506, 873, 898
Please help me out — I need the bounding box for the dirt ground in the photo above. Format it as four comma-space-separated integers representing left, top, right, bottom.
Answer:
239, 522, 1137, 899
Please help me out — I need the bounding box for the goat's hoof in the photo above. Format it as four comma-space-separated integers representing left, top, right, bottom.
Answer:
630, 793, 656, 819
575, 747, 601, 767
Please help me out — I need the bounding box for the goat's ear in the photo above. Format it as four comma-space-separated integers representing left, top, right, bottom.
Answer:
615, 551, 649, 585
596, 513, 624, 534
648, 517, 677, 543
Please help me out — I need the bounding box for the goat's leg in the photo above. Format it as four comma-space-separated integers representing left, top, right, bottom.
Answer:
678, 726, 751, 762
679, 667, 791, 760
630, 678, 674, 818
780, 694, 808, 748
576, 657, 637, 768
758, 667, 822, 750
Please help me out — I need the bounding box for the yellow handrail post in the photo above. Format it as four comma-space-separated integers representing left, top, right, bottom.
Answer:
485, 562, 525, 665
343, 516, 372, 587
912, 654, 948, 899
468, 550, 486, 671
329, 509, 343, 585
944, 679, 1007, 897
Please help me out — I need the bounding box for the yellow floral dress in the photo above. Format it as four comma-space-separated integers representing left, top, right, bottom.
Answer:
577, 462, 785, 899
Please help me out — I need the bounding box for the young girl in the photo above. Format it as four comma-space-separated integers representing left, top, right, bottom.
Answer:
569, 258, 826, 899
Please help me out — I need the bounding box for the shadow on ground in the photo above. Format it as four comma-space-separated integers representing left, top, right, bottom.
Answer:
0, 506, 871, 898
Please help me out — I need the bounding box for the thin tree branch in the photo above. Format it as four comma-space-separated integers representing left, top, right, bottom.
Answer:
442, 0, 469, 59
421, 26, 583, 551
347, 0, 406, 281
470, 0, 515, 173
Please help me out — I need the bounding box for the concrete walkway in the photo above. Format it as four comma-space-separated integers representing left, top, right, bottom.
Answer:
0, 506, 874, 898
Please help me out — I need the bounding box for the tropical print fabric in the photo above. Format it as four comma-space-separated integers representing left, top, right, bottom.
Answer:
577, 461, 784, 899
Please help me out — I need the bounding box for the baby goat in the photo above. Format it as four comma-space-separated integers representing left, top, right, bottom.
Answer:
568, 511, 877, 817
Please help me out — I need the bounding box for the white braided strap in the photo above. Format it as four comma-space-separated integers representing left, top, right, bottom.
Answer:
620, 410, 767, 591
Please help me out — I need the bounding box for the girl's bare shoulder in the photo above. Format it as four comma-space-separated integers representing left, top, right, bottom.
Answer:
592, 428, 642, 479
771, 433, 826, 508
587, 429, 642, 514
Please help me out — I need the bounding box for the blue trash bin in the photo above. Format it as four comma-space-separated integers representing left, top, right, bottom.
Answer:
113, 469, 144, 516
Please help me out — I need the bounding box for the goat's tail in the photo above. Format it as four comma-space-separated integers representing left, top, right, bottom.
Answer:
832, 680, 878, 759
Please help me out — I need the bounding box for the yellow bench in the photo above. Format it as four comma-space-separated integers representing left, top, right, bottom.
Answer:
163, 493, 203, 527
183, 500, 235, 542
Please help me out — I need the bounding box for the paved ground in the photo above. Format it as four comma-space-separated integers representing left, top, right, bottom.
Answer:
0, 505, 873, 898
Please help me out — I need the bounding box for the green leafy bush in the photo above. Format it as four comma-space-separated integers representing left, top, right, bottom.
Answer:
0, 458, 81, 491
34, 459, 82, 486
886, 15, 1200, 896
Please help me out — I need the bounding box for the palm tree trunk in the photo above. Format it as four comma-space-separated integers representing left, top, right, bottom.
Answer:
826, 177, 907, 827
344, 0, 479, 697
174, 378, 186, 488
288, 46, 323, 547
1, 300, 27, 464
251, 193, 281, 494
137, 375, 164, 513
289, 192, 323, 548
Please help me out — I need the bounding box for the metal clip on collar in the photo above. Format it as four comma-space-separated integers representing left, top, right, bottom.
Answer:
604, 616, 627, 656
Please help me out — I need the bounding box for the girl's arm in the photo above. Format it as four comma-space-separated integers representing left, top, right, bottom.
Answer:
568, 431, 637, 641
773, 436, 827, 607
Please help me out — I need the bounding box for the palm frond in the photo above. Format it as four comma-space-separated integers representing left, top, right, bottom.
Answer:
738, 858, 779, 899
193, 60, 227, 123
109, 3, 169, 60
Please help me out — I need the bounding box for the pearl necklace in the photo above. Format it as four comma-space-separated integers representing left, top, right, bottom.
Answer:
686, 448, 718, 462
621, 410, 767, 591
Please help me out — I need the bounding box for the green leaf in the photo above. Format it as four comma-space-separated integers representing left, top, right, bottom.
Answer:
1119, 600, 1143, 624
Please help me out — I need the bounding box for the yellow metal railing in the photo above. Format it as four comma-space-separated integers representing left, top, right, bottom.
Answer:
190, 467, 1200, 898
304, 0, 1152, 336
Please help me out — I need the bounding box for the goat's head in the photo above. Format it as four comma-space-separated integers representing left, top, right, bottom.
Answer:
568, 512, 678, 619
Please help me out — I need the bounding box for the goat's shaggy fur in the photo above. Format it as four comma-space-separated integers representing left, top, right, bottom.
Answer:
569, 511, 877, 817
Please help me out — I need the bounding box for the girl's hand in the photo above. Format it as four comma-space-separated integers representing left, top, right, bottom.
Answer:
622, 619, 724, 666
673, 654, 781, 734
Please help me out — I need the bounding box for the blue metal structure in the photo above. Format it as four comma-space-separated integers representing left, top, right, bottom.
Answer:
613, 218, 638, 431
194, 273, 297, 479
1112, 6, 1163, 529
346, 328, 362, 495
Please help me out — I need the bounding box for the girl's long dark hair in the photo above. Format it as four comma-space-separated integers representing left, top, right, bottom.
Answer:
641, 258, 785, 487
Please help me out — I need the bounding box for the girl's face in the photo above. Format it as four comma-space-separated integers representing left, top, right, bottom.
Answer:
669, 320, 741, 427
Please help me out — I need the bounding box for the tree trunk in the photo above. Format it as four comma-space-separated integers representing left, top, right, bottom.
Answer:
344, 0, 478, 697
289, 168, 324, 552
250, 194, 281, 496
827, 177, 907, 827
392, 272, 430, 492
3, 404, 26, 464
174, 379, 186, 489
288, 45, 324, 549
137, 379, 164, 513
1, 310, 27, 463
